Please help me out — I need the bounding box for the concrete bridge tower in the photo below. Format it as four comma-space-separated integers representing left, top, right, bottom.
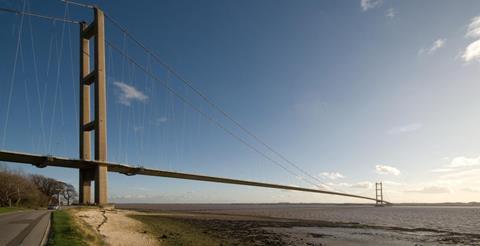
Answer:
78, 7, 108, 205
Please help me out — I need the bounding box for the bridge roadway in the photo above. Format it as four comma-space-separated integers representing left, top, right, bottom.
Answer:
0, 149, 389, 204
0, 210, 51, 246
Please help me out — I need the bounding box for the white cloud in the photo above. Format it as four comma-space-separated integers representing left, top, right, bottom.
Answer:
351, 181, 374, 189
338, 181, 373, 189
462, 16, 480, 62
466, 16, 480, 38
385, 8, 395, 18
448, 156, 480, 168
462, 39, 480, 62
319, 172, 345, 180
376, 165, 401, 176
406, 186, 452, 194
418, 39, 446, 55
113, 81, 148, 106
360, 0, 382, 11
387, 123, 422, 135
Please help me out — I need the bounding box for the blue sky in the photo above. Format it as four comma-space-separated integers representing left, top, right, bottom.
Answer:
1, 0, 480, 203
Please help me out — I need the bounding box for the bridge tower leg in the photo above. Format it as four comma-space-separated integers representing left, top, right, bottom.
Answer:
79, 7, 108, 205
375, 182, 383, 206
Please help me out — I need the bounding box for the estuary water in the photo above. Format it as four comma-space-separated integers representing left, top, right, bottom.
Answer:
117, 203, 480, 235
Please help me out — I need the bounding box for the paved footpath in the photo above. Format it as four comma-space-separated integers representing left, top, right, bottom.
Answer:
0, 210, 51, 246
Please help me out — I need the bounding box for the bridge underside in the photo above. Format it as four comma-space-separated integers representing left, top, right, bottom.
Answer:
0, 150, 388, 204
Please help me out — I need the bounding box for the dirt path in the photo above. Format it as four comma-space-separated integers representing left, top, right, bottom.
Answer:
74, 208, 159, 246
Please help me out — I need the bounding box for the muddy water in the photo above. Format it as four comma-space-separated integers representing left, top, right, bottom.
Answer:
116, 204, 480, 234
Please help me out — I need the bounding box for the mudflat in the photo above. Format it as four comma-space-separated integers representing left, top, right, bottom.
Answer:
127, 211, 480, 245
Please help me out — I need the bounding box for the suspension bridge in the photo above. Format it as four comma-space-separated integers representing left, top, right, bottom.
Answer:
0, 1, 389, 206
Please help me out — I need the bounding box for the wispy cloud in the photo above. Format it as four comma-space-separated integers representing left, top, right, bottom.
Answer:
360, 0, 382, 11
351, 181, 374, 189
462, 16, 480, 62
418, 39, 446, 55
440, 168, 480, 179
376, 165, 401, 176
110, 193, 157, 200
448, 156, 480, 168
385, 8, 395, 18
113, 81, 148, 106
387, 123, 422, 135
339, 181, 374, 189
430, 155, 480, 184
382, 180, 402, 186
315, 183, 335, 191
463, 187, 480, 193
319, 172, 345, 180
405, 186, 452, 194
466, 16, 480, 38
431, 168, 455, 173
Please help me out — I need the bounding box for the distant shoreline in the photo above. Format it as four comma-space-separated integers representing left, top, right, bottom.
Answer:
115, 202, 480, 207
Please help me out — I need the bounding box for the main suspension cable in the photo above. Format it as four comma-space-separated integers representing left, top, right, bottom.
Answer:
105, 40, 323, 189
103, 13, 326, 186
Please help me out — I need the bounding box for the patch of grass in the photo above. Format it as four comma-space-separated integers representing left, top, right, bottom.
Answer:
130, 214, 227, 246
0, 207, 25, 214
48, 210, 88, 246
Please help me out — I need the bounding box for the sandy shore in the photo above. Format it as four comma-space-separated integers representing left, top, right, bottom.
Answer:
73, 208, 158, 246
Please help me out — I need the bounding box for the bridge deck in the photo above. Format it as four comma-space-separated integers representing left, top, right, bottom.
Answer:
0, 150, 387, 203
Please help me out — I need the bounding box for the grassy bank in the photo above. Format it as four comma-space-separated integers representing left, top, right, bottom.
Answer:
48, 209, 104, 246
130, 214, 227, 246
48, 210, 86, 245
0, 207, 25, 214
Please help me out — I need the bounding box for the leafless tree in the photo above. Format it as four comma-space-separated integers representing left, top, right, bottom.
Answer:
30, 174, 64, 204
62, 183, 78, 205
0, 168, 78, 208
0, 168, 47, 207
